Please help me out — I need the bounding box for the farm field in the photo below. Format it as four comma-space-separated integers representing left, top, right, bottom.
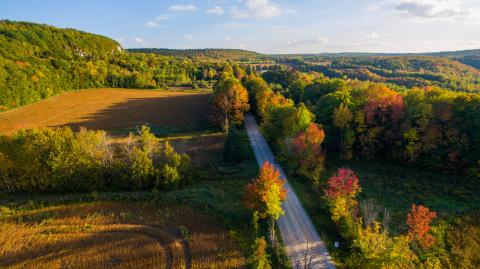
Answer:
0, 202, 246, 269
0, 88, 211, 135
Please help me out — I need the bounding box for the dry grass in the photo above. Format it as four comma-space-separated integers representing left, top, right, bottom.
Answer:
0, 202, 247, 269
0, 88, 211, 135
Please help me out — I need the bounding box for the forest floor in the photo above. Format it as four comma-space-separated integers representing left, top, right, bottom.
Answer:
0, 88, 212, 135
287, 157, 480, 265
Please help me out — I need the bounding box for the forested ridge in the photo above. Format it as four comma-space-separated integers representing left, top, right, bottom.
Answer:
0, 20, 222, 111
128, 48, 264, 61
280, 56, 480, 92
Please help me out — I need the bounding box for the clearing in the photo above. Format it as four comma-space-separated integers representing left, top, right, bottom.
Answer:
0, 88, 211, 135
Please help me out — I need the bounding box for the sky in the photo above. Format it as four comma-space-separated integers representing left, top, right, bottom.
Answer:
1, 0, 479, 54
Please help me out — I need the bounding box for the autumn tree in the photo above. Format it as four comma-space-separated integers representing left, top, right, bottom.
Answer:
244, 162, 287, 246
292, 123, 326, 188
232, 63, 246, 80
210, 75, 250, 131
325, 168, 361, 223
332, 104, 354, 159
406, 204, 437, 249
249, 237, 272, 269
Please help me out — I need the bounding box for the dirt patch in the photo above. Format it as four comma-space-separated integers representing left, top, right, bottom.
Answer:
0, 88, 211, 135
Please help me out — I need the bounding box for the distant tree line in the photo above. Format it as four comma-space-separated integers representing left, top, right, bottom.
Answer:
277, 56, 480, 92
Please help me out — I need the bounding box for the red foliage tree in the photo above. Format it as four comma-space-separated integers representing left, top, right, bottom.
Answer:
324, 168, 361, 223
325, 168, 361, 200
406, 204, 437, 249
292, 123, 326, 187
293, 123, 325, 153
364, 93, 405, 126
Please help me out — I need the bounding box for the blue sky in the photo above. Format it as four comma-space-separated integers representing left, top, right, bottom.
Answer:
1, 0, 479, 53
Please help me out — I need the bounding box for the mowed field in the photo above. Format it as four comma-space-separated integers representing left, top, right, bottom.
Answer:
0, 88, 211, 135
0, 202, 247, 269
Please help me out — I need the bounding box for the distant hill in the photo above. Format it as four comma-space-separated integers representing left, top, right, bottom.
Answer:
128, 48, 264, 61
129, 47, 480, 71
281, 49, 480, 71
281, 55, 480, 91
0, 21, 217, 111
425, 49, 480, 70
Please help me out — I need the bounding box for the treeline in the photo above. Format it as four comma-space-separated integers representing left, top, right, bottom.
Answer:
280, 56, 480, 92
250, 69, 480, 178
128, 48, 266, 62
0, 126, 190, 193
0, 20, 222, 111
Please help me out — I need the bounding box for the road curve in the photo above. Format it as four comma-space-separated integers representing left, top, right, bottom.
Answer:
244, 114, 336, 269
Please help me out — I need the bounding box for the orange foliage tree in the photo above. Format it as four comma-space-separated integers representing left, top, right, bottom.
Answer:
292, 123, 326, 188
244, 162, 287, 245
406, 204, 437, 249
210, 75, 250, 131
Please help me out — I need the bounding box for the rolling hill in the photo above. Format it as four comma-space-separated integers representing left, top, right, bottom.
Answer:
0, 21, 218, 111
128, 48, 264, 61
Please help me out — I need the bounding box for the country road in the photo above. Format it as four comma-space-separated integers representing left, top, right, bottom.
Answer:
244, 114, 336, 269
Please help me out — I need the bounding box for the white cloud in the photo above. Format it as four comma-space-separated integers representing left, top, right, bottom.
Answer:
134, 38, 145, 44
230, 7, 250, 19
230, 0, 280, 19
184, 34, 193, 39
206, 6, 224, 15
366, 32, 380, 39
285, 36, 329, 46
146, 21, 162, 27
245, 0, 280, 17
155, 15, 169, 20
365, 3, 381, 12
169, 4, 196, 11
216, 22, 248, 29
286, 8, 297, 14
394, 0, 466, 19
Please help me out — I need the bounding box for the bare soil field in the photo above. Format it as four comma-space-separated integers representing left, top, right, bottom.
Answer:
0, 202, 246, 269
0, 88, 211, 135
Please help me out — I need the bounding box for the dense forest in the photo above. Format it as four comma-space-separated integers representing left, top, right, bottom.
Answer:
252, 68, 480, 178
233, 66, 480, 268
0, 20, 223, 111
